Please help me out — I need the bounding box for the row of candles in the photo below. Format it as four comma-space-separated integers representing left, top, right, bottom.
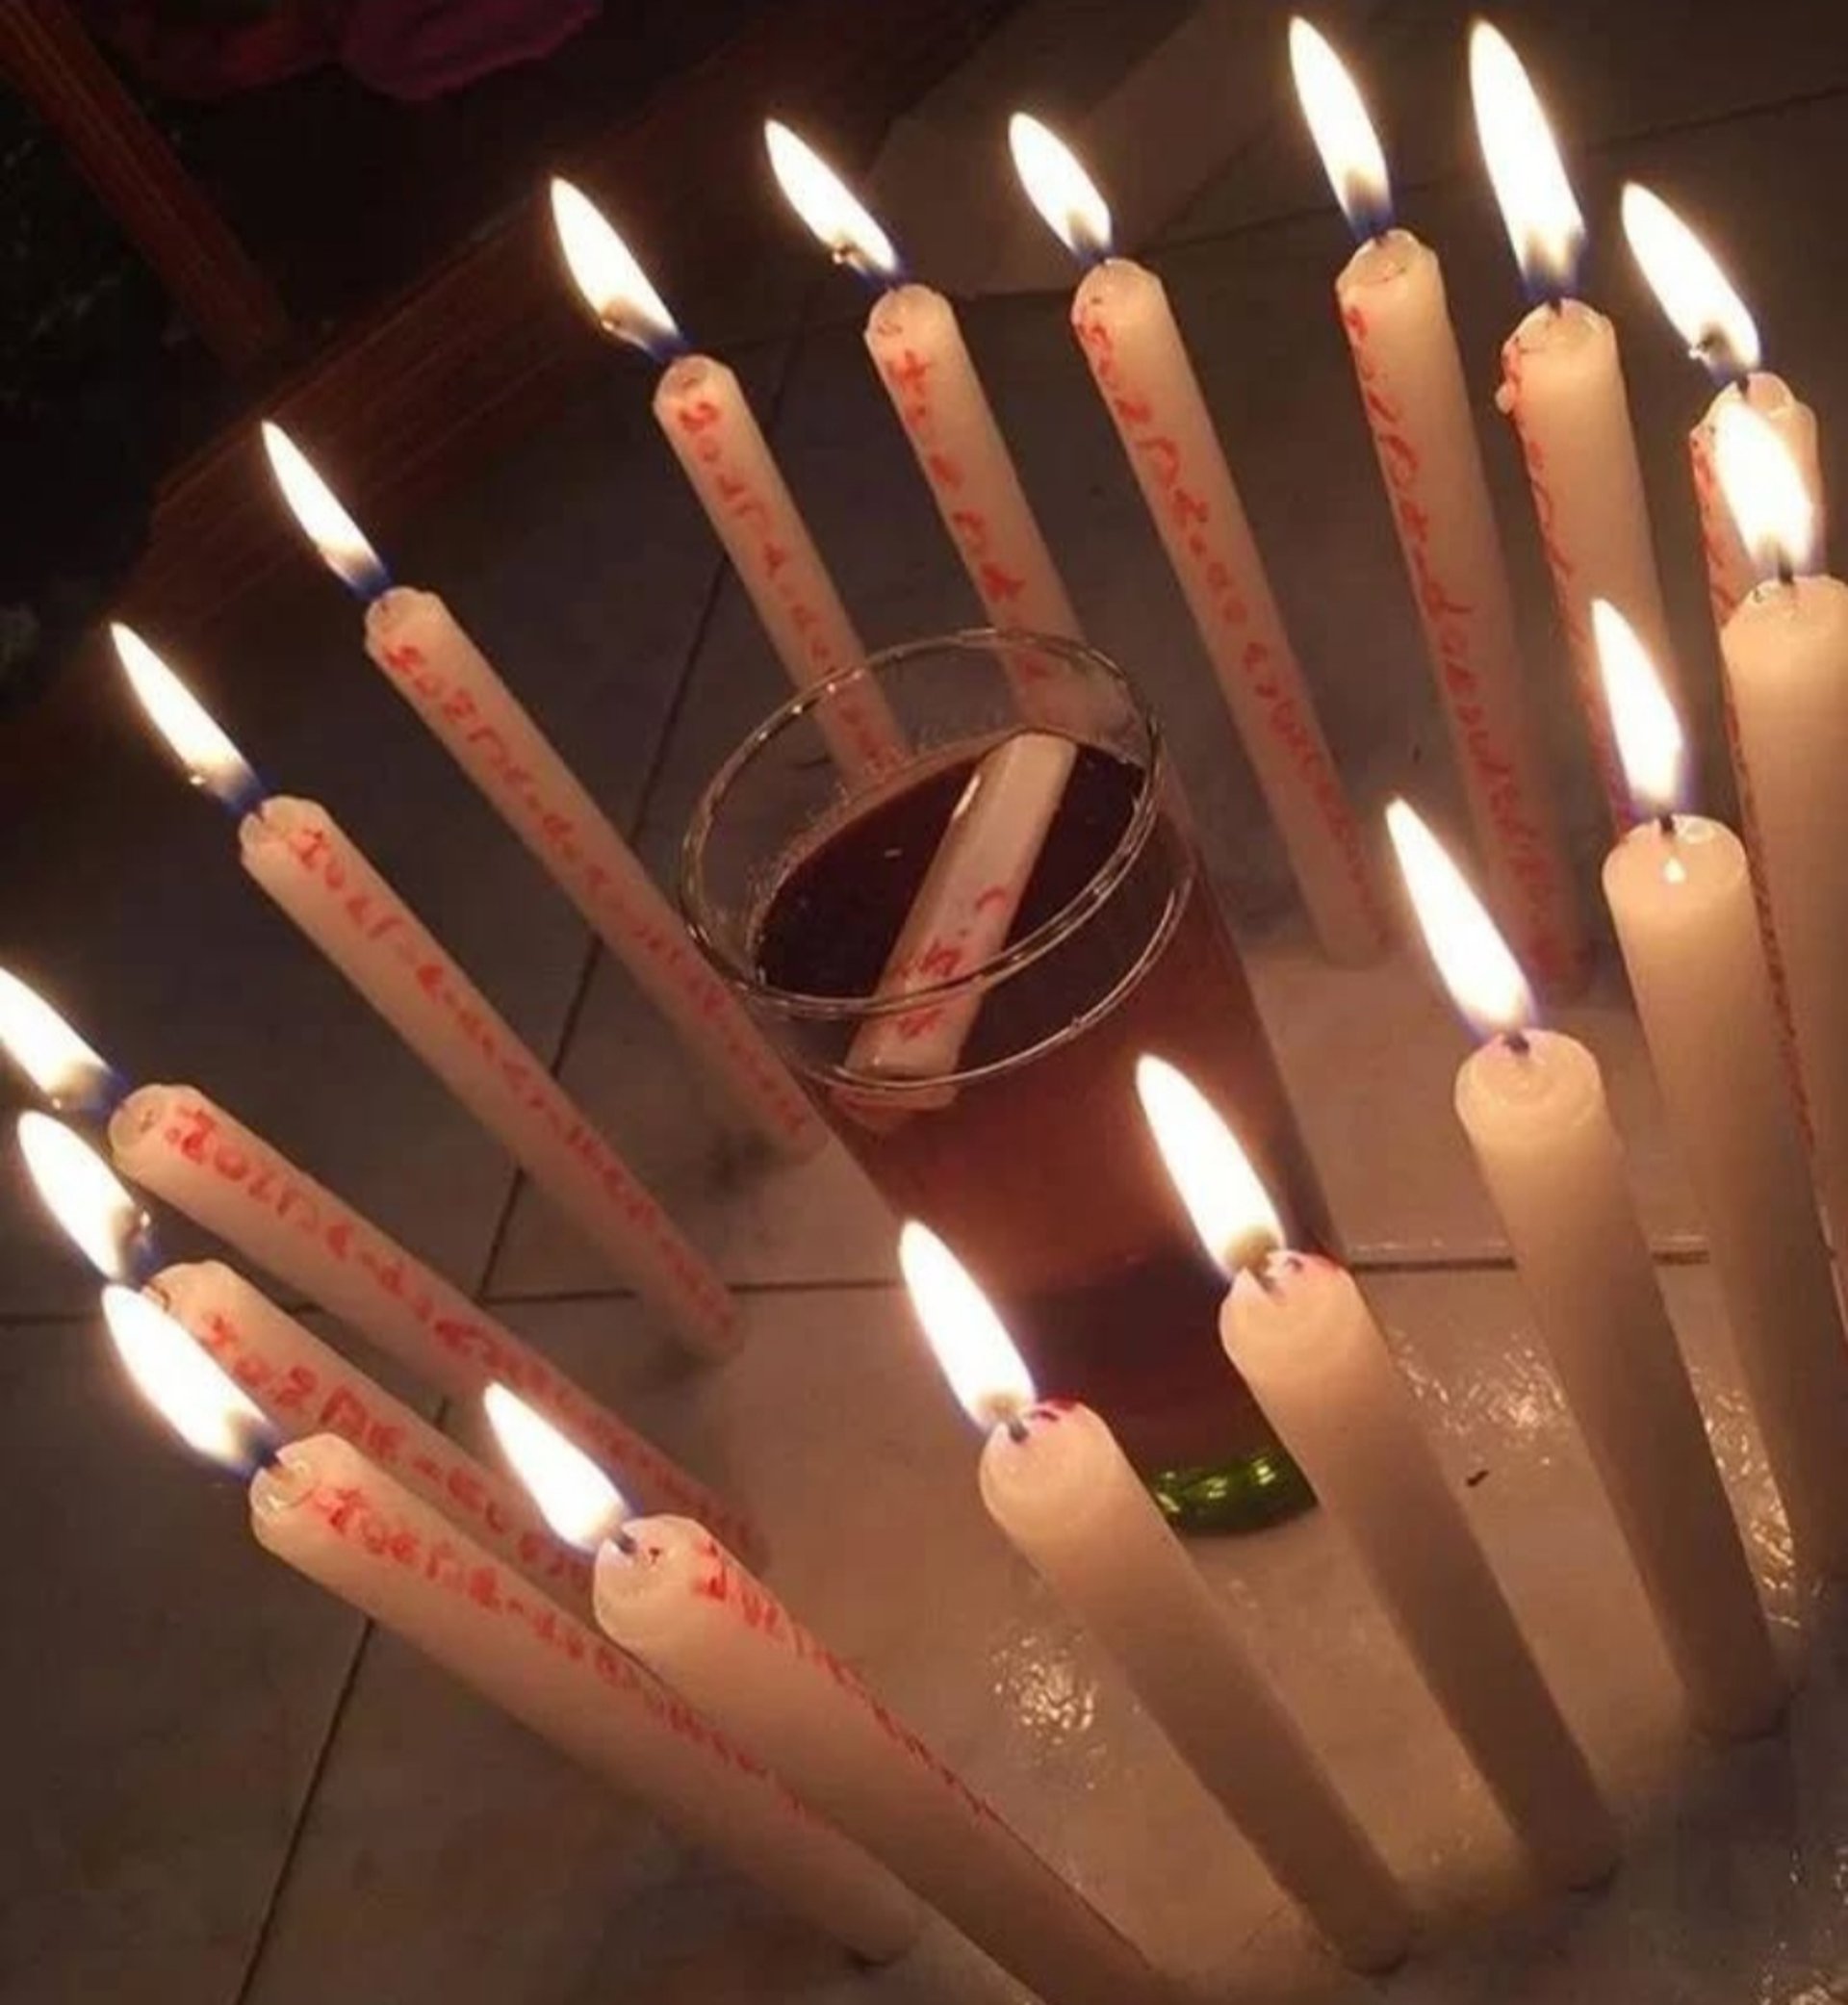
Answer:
13, 585, 1845, 1991
15, 597, 1848, 1995
11, 19, 1848, 2005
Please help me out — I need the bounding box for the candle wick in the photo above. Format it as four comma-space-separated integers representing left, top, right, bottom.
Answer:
1004, 1412, 1030, 1443
612, 1524, 638, 1556
1656, 810, 1677, 838
1776, 556, 1796, 588
1502, 1026, 1532, 1057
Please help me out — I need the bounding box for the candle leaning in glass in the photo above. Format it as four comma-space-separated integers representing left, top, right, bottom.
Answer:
898, 1221, 1411, 1972
1473, 21, 1677, 827
548, 178, 901, 784
484, 1385, 1174, 2005
1595, 600, 1848, 1577
1712, 405, 1848, 1271
259, 424, 821, 1161
1139, 1058, 1617, 1891
681, 630, 1328, 1527
1621, 185, 1826, 628
15, 1113, 595, 1605
0, 970, 758, 1551
108, 623, 735, 1359
1385, 794, 1786, 1735
90, 1290, 921, 1964
1005, 109, 1390, 967
1288, 18, 1576, 988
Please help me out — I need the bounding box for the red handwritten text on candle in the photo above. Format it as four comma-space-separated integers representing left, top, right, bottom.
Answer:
1496, 338, 1628, 827
673, 1531, 1014, 1833
661, 381, 899, 779
370, 629, 813, 1148
263, 813, 733, 1342
873, 334, 1080, 732
190, 1299, 593, 1597
134, 1090, 753, 1551
1076, 304, 1388, 943
1344, 301, 1578, 987
303, 1472, 817, 1817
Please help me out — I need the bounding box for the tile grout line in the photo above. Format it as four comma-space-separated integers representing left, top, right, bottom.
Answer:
227, 308, 828, 2005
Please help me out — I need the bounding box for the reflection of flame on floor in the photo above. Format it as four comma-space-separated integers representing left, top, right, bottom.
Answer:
989, 1630, 1099, 1749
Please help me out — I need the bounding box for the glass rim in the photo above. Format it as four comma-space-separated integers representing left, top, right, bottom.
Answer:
679, 627, 1166, 1023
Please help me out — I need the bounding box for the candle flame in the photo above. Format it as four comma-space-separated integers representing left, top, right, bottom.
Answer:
0, 969, 116, 1110
111, 624, 263, 815
1135, 1056, 1285, 1277
17, 1112, 150, 1282
1008, 114, 1114, 266
764, 120, 902, 284
102, 1283, 272, 1471
1469, 22, 1583, 300
1289, 18, 1393, 241
897, 1222, 1035, 1430
1621, 184, 1760, 384
1713, 396, 1817, 580
549, 178, 683, 360
484, 1384, 629, 1551
1387, 799, 1535, 1040
261, 424, 391, 600
1593, 601, 1686, 818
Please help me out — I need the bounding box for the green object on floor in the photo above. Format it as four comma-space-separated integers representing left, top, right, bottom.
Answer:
1149, 1444, 1316, 1533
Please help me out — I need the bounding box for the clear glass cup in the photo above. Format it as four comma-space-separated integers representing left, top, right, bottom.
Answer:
682, 630, 1330, 1530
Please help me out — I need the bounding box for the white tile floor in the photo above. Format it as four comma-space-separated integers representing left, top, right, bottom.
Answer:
13, 2, 1848, 1999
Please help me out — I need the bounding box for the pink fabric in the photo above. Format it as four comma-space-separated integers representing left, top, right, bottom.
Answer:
90, 0, 602, 101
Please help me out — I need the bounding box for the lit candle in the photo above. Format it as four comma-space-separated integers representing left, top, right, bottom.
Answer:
1621, 184, 1826, 629
487, 1388, 1172, 2005
15, 1110, 596, 1602
1386, 791, 1785, 1734
1008, 110, 1390, 967
898, 1221, 1411, 1972
1475, 22, 1677, 826
549, 179, 901, 783
109, 623, 736, 1360
1289, 21, 1579, 988
1713, 407, 1848, 1268
765, 121, 1084, 718
1595, 603, 1848, 1578
0, 970, 747, 1545
1140, 1057, 1616, 1890
260, 424, 821, 1161
98, 1298, 922, 1965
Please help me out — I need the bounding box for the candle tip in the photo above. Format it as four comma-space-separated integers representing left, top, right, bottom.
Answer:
483, 1383, 629, 1551
1620, 182, 1761, 384
1289, 16, 1395, 243
1470, 20, 1584, 301
0, 966, 122, 1115
548, 177, 685, 361
898, 1221, 1038, 1430
1386, 800, 1536, 1042
110, 623, 267, 817
101, 1283, 275, 1474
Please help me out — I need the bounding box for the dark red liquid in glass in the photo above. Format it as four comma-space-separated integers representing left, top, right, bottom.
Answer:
757, 744, 1328, 1477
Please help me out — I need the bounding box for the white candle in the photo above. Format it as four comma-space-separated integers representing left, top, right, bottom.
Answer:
1713, 405, 1848, 1268
1011, 112, 1390, 967
845, 731, 1074, 1085
484, 1392, 1169, 2005
104, 1080, 753, 1550
1388, 774, 1785, 1728
1598, 604, 1848, 1575
153, 1257, 595, 1605
549, 180, 902, 784
1140, 1059, 1615, 1891
1288, 27, 1581, 989
258, 425, 822, 1161
900, 1222, 1410, 1972
764, 123, 1085, 731
110, 625, 735, 1362
1473, 24, 1676, 829
96, 1302, 919, 1964
1619, 183, 1828, 629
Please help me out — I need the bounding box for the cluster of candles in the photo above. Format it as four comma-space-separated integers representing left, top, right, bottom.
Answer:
13, 16, 1848, 2004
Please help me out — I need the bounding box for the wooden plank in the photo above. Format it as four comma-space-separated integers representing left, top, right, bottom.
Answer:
119, 0, 1005, 649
